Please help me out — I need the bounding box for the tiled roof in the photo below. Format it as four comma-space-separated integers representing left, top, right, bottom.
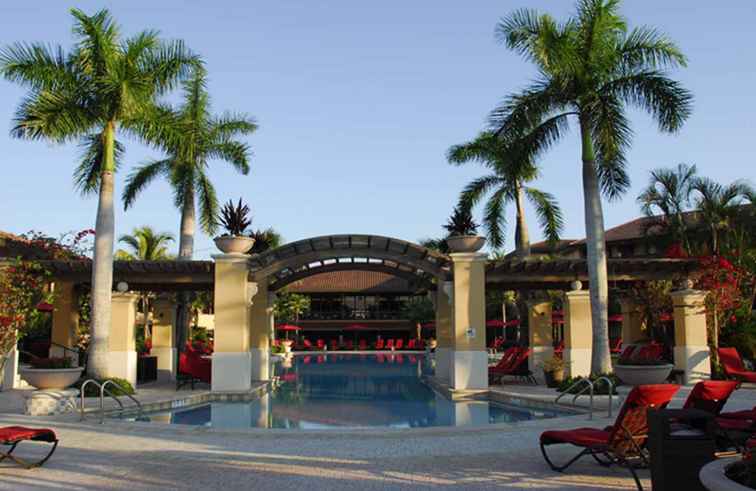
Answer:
287, 270, 413, 294
573, 210, 705, 245
0, 231, 52, 260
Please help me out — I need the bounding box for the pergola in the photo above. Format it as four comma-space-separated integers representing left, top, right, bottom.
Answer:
40, 239, 708, 391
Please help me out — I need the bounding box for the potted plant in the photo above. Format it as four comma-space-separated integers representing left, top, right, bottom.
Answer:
700, 439, 756, 490
19, 356, 84, 390
541, 356, 567, 388
443, 205, 486, 252
213, 198, 256, 254
614, 351, 674, 385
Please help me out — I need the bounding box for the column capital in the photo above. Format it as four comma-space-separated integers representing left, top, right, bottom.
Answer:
212, 253, 250, 264
111, 292, 139, 304
448, 252, 488, 263
670, 288, 707, 303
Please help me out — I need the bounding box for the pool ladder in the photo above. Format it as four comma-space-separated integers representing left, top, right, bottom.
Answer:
554, 376, 614, 420
79, 379, 143, 424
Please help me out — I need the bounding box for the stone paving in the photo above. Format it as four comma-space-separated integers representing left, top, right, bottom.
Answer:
0, 382, 753, 490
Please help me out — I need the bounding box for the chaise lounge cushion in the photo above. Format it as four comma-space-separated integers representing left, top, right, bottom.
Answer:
0, 426, 56, 444
540, 428, 610, 447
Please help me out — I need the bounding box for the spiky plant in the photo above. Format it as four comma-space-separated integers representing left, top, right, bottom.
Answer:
490, 0, 693, 373
0, 8, 198, 377
448, 131, 564, 255
218, 198, 252, 236
444, 205, 480, 236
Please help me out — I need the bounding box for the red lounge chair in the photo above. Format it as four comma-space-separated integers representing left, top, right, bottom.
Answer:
177, 350, 211, 389
540, 384, 680, 490
488, 347, 518, 373
407, 339, 417, 350
345, 339, 354, 350
375, 339, 385, 350
610, 338, 623, 355
489, 347, 534, 383
358, 339, 367, 350
386, 339, 395, 349
316, 339, 325, 350
0, 426, 58, 468
718, 347, 756, 383
329, 339, 338, 351
683, 380, 739, 415
395, 339, 404, 350
303, 339, 313, 350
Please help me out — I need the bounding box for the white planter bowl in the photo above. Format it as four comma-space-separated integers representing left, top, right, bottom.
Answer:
614, 364, 674, 385
19, 367, 84, 390
700, 458, 750, 491
214, 236, 255, 254
445, 235, 486, 253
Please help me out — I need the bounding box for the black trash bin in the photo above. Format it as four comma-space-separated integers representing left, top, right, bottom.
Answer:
647, 408, 717, 491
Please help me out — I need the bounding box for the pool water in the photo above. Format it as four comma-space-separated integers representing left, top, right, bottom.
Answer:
132, 353, 565, 429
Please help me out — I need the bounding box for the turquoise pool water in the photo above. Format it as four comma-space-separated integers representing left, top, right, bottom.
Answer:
132, 353, 564, 429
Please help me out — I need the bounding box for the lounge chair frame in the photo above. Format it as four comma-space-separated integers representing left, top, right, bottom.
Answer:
0, 435, 58, 469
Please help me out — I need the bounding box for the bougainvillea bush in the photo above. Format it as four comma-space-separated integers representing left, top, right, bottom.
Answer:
0, 258, 53, 369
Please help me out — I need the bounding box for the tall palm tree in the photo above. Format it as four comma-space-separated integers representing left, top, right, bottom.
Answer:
115, 226, 175, 261
637, 163, 698, 254
122, 68, 255, 351
448, 131, 564, 256
0, 8, 198, 377
489, 0, 693, 373
122, 68, 256, 259
690, 177, 754, 256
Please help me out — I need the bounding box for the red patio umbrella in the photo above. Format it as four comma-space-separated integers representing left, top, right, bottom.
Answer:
276, 324, 301, 340
486, 319, 505, 328
343, 323, 373, 344
36, 302, 53, 313
608, 314, 624, 323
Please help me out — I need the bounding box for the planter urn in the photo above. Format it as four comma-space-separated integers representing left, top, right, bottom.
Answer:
445, 235, 486, 253
700, 458, 752, 491
614, 363, 674, 385
214, 236, 255, 254
19, 367, 84, 390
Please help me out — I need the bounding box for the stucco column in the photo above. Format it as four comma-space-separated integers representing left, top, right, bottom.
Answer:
267, 292, 277, 345
618, 294, 645, 344
212, 254, 252, 392
671, 285, 710, 384
527, 297, 553, 381
449, 253, 487, 390
109, 293, 138, 385
249, 277, 270, 382
564, 282, 592, 378
434, 281, 453, 383
151, 294, 176, 381
50, 281, 79, 362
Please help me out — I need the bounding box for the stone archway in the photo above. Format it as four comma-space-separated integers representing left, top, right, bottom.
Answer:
211, 234, 489, 392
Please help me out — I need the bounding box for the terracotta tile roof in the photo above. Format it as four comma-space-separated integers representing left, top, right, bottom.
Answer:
287, 270, 413, 294
0, 231, 53, 260
573, 210, 705, 245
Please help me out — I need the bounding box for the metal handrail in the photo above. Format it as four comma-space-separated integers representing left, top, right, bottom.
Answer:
555, 377, 615, 420
79, 379, 143, 424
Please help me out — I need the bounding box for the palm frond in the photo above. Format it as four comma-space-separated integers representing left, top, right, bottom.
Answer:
73, 133, 125, 195
11, 89, 95, 142
0, 43, 78, 91
618, 26, 687, 71
142, 39, 201, 94
482, 187, 508, 250
69, 8, 119, 78
195, 171, 219, 235
122, 158, 171, 208
525, 187, 564, 244
209, 112, 258, 140
458, 175, 504, 210
207, 140, 252, 175
587, 94, 631, 200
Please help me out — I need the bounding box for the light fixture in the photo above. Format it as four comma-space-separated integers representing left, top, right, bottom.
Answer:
116, 281, 129, 293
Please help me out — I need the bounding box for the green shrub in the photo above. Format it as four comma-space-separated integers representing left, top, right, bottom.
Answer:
74, 377, 135, 397
271, 345, 285, 355
557, 373, 620, 395
30, 357, 73, 369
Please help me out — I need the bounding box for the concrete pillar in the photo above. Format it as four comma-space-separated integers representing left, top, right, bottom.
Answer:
152, 294, 176, 381
564, 283, 592, 378
619, 295, 646, 344
212, 254, 252, 392
249, 277, 270, 382
435, 281, 453, 383
671, 287, 710, 384
50, 281, 79, 362
449, 253, 487, 390
527, 297, 553, 381
1, 341, 20, 390
267, 292, 277, 345
109, 293, 138, 386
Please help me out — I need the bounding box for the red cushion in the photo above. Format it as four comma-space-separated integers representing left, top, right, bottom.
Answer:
730, 370, 756, 383
541, 428, 611, 447
0, 426, 56, 444
716, 417, 754, 431
719, 409, 756, 420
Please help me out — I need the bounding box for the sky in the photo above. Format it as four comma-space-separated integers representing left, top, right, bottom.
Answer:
0, 1, 754, 259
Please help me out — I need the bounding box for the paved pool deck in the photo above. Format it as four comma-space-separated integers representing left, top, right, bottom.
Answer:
0, 381, 754, 490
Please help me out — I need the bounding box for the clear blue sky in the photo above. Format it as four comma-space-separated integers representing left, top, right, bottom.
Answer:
1, 2, 754, 258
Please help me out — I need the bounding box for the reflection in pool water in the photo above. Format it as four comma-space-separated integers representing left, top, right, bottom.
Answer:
136, 354, 565, 429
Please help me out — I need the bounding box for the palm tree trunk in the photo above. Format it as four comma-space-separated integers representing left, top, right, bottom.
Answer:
175, 191, 196, 354
514, 182, 530, 258
88, 122, 117, 378
579, 118, 611, 375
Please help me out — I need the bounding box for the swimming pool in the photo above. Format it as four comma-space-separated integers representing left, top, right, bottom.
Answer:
131, 353, 565, 429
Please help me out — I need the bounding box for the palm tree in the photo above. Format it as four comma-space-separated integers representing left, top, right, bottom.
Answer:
115, 226, 175, 261
122, 68, 256, 259
115, 226, 175, 337
690, 177, 754, 256
448, 131, 564, 255
0, 8, 198, 378
637, 163, 698, 254
489, 0, 692, 374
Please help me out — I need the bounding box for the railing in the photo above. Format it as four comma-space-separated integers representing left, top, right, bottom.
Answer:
555, 376, 614, 420
79, 379, 143, 424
